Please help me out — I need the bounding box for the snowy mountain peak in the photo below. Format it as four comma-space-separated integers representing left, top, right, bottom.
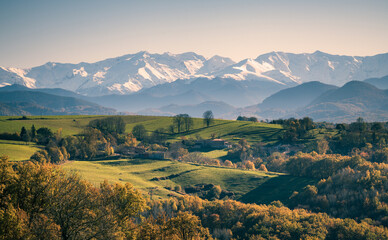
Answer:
1, 51, 388, 96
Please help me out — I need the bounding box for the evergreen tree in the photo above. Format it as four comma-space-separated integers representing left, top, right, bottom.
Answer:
30, 124, 36, 140
20, 126, 30, 143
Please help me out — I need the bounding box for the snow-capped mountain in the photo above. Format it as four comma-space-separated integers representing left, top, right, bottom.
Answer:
214, 51, 388, 86
1, 51, 388, 96
0, 52, 235, 96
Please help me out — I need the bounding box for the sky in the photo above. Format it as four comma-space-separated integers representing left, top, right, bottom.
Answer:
1, 0, 388, 68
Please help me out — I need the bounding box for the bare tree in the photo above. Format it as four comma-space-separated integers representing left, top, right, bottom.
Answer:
173, 114, 184, 133
203, 110, 214, 127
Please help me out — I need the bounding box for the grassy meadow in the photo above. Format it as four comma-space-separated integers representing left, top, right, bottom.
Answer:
62, 158, 288, 201
125, 117, 283, 144
0, 139, 41, 161
0, 115, 284, 144
0, 115, 317, 203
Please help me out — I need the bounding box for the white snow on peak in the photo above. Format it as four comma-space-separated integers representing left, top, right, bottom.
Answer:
279, 70, 301, 84
3, 67, 36, 88
138, 67, 152, 80
93, 71, 107, 84
107, 83, 124, 93
184, 60, 204, 75
327, 61, 335, 70
73, 67, 88, 77
0, 82, 11, 87
1, 51, 388, 96
123, 81, 142, 92
145, 62, 168, 80
353, 57, 361, 63
233, 59, 275, 73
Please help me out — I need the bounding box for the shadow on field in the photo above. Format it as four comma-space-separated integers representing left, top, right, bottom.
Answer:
99, 159, 160, 166
239, 175, 317, 205
151, 169, 199, 181
171, 122, 231, 137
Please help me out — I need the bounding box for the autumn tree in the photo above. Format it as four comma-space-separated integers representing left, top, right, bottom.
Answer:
166, 211, 212, 240
224, 160, 235, 168
316, 138, 330, 154
259, 164, 268, 172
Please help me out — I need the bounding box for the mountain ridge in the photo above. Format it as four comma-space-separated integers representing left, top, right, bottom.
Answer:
2, 51, 388, 96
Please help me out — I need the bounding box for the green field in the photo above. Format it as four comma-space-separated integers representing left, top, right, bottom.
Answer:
0, 115, 283, 144
63, 158, 313, 204
63, 158, 283, 200
0, 140, 41, 161
0, 115, 314, 204
239, 175, 317, 205
125, 117, 283, 144
202, 149, 228, 159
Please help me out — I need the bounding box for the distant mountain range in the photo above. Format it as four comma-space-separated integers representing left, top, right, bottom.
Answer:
0, 85, 116, 116
1, 51, 388, 97
1, 51, 388, 122
247, 76, 388, 122
364, 75, 388, 90
1, 75, 387, 122
294, 81, 388, 122
138, 101, 237, 118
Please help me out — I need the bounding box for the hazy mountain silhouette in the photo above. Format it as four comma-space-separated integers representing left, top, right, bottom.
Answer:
258, 81, 338, 111
294, 81, 388, 122
137, 101, 237, 118
364, 75, 388, 89
0, 90, 116, 116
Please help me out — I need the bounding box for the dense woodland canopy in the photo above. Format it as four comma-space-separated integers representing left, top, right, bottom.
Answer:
1, 156, 387, 239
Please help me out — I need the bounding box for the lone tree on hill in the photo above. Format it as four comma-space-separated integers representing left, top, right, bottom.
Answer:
203, 110, 214, 127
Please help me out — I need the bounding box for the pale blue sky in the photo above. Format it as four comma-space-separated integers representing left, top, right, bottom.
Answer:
1, 0, 388, 68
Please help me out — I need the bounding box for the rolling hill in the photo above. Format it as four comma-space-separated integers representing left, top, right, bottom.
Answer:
364, 75, 388, 89
62, 158, 315, 203
258, 81, 338, 111
0, 90, 116, 116
295, 81, 388, 122
62, 158, 279, 200
0, 115, 283, 144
